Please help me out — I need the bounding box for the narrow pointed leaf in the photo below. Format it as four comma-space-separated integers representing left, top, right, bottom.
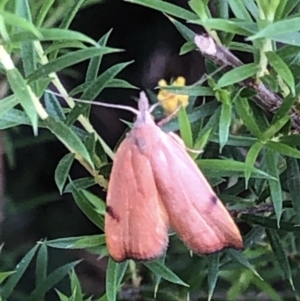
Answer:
1, 244, 39, 299
207, 253, 220, 301
219, 102, 232, 152
235, 97, 262, 138
45, 235, 106, 249
86, 29, 112, 82
144, 260, 189, 287
6, 69, 38, 134
226, 249, 262, 279
35, 243, 48, 286
266, 51, 295, 96
27, 260, 81, 301
216, 63, 258, 88
124, 0, 198, 20
0, 95, 19, 118
55, 153, 75, 194
266, 229, 294, 290
265, 148, 283, 225
245, 141, 263, 187
82, 61, 133, 99
240, 214, 299, 232
106, 258, 119, 301
286, 158, 300, 223
70, 184, 104, 230
27, 47, 119, 81
44, 117, 93, 167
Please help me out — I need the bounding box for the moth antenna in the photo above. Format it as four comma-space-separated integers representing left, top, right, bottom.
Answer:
149, 102, 160, 113
45, 89, 140, 115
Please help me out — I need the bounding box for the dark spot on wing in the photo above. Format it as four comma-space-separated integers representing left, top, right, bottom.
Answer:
210, 195, 218, 204
133, 136, 147, 152
106, 206, 120, 222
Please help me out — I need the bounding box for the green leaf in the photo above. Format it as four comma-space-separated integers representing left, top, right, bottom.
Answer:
106, 258, 120, 301
17, 0, 37, 78
272, 94, 295, 124
86, 29, 112, 82
153, 255, 166, 297
1, 244, 39, 299
249, 17, 300, 40
245, 141, 263, 187
265, 148, 283, 225
219, 102, 232, 152
56, 289, 69, 301
210, 133, 257, 147
189, 0, 209, 20
0, 10, 41, 37
197, 159, 274, 179
81, 190, 106, 215
65, 103, 89, 126
178, 107, 193, 149
163, 85, 214, 97
240, 214, 300, 232
286, 158, 300, 223
266, 51, 295, 96
180, 41, 197, 55
27, 47, 119, 81
265, 229, 294, 290
266, 141, 300, 159
55, 153, 75, 194
27, 261, 81, 301
38, 28, 98, 46
82, 61, 133, 99
45, 235, 106, 249
44, 92, 66, 120
35, 0, 55, 27
226, 249, 262, 279
6, 69, 38, 134
105, 78, 138, 89
70, 269, 83, 300
228, 0, 252, 20
251, 274, 284, 301
193, 18, 256, 36
235, 97, 262, 138
216, 63, 258, 88
280, 134, 300, 146
42, 41, 86, 55
64, 177, 96, 193
59, 0, 86, 29
264, 32, 300, 47
193, 106, 221, 153
0, 108, 30, 129
168, 15, 195, 42
124, 0, 198, 20
144, 260, 189, 287
0, 95, 19, 119
279, 1, 300, 19
207, 253, 220, 301
0, 271, 15, 284
35, 243, 48, 286
70, 184, 104, 230
44, 117, 93, 167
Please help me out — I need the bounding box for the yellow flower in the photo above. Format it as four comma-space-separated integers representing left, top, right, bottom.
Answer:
157, 76, 189, 115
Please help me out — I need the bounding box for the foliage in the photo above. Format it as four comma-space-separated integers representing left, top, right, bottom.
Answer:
1, 0, 300, 300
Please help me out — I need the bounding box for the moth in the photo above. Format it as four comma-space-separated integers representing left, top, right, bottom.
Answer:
105, 91, 243, 262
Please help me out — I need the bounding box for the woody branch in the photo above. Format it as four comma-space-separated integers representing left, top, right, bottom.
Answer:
194, 34, 300, 131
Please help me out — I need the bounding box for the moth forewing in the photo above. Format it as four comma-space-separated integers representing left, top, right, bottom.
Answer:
105, 135, 169, 262
145, 127, 243, 254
